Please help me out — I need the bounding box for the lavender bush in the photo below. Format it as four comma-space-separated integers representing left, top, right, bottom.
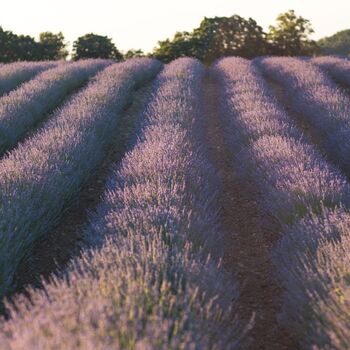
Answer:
259, 57, 350, 175
215, 57, 350, 349
312, 55, 350, 87
0, 58, 161, 297
0, 58, 242, 349
214, 57, 349, 225
0, 61, 58, 96
274, 208, 350, 349
0, 59, 110, 154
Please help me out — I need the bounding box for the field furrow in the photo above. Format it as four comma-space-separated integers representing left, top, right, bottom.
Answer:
0, 58, 161, 297
0, 58, 243, 350
201, 68, 293, 350
0, 60, 108, 155
0, 61, 58, 96
0, 55, 349, 349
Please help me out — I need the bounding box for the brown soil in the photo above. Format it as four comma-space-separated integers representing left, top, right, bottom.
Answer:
201, 70, 299, 350
4, 80, 155, 309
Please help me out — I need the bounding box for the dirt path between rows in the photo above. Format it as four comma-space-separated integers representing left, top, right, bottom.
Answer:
3, 80, 155, 312
201, 70, 299, 350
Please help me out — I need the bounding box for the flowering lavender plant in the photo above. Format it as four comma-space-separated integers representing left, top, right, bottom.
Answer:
216, 57, 350, 349
0, 59, 110, 154
0, 61, 58, 96
0, 58, 241, 350
0, 58, 161, 297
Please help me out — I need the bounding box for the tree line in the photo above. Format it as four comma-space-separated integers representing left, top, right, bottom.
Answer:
0, 10, 336, 63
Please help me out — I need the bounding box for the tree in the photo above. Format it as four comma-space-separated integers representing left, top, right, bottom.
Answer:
193, 16, 267, 62
267, 10, 318, 56
153, 15, 268, 63
318, 29, 350, 56
153, 31, 202, 62
72, 33, 122, 60
0, 27, 18, 62
0, 27, 68, 62
0, 27, 42, 62
124, 49, 145, 59
39, 32, 68, 60
15, 34, 41, 61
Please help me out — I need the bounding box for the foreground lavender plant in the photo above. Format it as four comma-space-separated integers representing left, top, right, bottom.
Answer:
274, 208, 350, 350
215, 57, 350, 349
0, 59, 110, 154
0, 61, 58, 96
0, 58, 241, 350
0, 58, 161, 297
260, 57, 350, 175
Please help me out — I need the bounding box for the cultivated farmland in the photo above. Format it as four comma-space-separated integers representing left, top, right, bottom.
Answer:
0, 56, 349, 349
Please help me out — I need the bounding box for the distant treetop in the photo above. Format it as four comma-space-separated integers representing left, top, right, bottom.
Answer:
124, 49, 145, 59
0, 10, 329, 63
39, 32, 68, 60
267, 10, 317, 56
72, 33, 123, 61
153, 10, 318, 63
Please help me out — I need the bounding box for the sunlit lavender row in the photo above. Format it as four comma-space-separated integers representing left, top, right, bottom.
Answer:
0, 58, 242, 350
260, 57, 350, 176
215, 57, 349, 224
0, 58, 161, 297
313, 55, 350, 87
258, 56, 350, 349
215, 57, 350, 349
274, 206, 350, 349
0, 59, 110, 154
0, 61, 58, 96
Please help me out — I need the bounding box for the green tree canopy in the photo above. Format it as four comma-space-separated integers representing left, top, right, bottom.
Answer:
124, 49, 145, 59
267, 10, 318, 56
194, 15, 267, 62
72, 33, 122, 60
318, 29, 350, 56
153, 31, 202, 63
153, 15, 267, 63
39, 32, 68, 60
0, 27, 41, 62
0, 27, 19, 62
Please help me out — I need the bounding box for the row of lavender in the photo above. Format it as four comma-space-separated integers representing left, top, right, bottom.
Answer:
0, 61, 58, 96
313, 55, 350, 87
260, 57, 350, 176
258, 56, 350, 349
215, 57, 350, 349
0, 59, 111, 154
0, 58, 161, 298
0, 58, 242, 349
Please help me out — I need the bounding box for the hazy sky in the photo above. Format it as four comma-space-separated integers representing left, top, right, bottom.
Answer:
1, 0, 349, 53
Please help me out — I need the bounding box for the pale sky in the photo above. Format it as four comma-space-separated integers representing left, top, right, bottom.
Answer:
0, 0, 349, 53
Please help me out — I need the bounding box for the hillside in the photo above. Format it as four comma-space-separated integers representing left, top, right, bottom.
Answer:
318, 29, 350, 55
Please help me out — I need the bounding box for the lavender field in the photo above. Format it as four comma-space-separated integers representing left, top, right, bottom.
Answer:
0, 56, 349, 350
